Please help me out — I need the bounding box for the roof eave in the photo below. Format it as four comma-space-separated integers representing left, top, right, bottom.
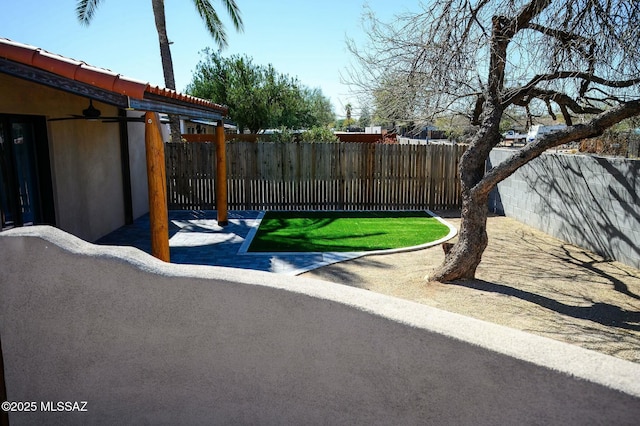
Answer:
0, 57, 129, 108
130, 95, 225, 121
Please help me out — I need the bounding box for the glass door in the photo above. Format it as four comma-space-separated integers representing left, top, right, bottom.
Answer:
0, 115, 54, 230
0, 120, 18, 229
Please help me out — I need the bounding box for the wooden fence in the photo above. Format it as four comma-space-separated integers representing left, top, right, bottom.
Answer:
165, 141, 466, 211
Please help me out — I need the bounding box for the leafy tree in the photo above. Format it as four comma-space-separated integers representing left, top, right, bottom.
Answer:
347, 0, 640, 281
304, 88, 336, 128
76, 0, 243, 142
187, 50, 334, 133
334, 118, 356, 131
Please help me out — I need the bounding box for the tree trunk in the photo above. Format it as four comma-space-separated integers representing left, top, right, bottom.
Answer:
429, 99, 503, 282
151, 0, 182, 143
429, 121, 495, 282
168, 116, 182, 143
428, 193, 489, 282
428, 136, 493, 282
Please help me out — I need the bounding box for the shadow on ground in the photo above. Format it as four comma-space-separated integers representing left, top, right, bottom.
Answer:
448, 279, 640, 331
302, 213, 640, 363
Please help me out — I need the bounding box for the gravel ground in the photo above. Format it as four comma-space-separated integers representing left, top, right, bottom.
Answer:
301, 212, 640, 363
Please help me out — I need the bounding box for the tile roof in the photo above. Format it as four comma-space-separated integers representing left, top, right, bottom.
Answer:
0, 37, 227, 115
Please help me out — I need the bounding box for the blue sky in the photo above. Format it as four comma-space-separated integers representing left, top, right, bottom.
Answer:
2, 0, 419, 118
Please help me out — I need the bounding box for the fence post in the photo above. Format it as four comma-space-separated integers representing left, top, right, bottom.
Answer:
216, 120, 228, 226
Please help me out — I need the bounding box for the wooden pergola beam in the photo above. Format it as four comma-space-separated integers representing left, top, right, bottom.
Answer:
144, 111, 170, 262
215, 120, 228, 226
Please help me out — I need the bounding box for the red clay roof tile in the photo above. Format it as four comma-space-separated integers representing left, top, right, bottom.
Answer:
112, 76, 148, 99
0, 38, 37, 64
75, 63, 119, 89
31, 50, 82, 77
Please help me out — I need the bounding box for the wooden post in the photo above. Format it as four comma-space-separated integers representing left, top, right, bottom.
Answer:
145, 111, 170, 262
215, 120, 228, 226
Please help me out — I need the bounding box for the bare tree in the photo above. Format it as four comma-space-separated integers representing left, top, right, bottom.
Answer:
347, 0, 640, 281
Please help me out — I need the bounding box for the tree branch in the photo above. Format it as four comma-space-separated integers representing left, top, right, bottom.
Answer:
475, 99, 640, 196
503, 72, 640, 106
524, 22, 593, 51
511, 0, 553, 37
529, 87, 603, 114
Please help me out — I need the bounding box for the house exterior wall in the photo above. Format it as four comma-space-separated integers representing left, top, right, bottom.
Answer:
126, 115, 149, 220
182, 119, 215, 135
125, 112, 170, 221
0, 73, 126, 241
1, 226, 640, 425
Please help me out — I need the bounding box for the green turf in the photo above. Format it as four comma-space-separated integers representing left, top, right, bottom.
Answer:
247, 211, 451, 252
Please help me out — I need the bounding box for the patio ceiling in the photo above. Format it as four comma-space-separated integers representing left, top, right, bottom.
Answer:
0, 37, 226, 120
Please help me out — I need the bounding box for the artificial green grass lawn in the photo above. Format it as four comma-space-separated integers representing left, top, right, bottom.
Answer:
247, 211, 451, 252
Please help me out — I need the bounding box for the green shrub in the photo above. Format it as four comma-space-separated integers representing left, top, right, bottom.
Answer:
301, 126, 338, 142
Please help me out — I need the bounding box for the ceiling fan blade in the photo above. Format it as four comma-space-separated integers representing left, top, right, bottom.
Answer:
124, 116, 145, 122
49, 113, 145, 123
48, 116, 80, 122
99, 116, 145, 122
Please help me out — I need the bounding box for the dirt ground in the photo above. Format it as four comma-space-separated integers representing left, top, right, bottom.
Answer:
301, 212, 640, 364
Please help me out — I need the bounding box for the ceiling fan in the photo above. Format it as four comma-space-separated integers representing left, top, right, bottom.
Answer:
48, 99, 144, 123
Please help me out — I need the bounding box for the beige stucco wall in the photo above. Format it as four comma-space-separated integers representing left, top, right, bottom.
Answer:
127, 114, 150, 220
0, 73, 136, 240
1, 226, 640, 425
127, 112, 170, 221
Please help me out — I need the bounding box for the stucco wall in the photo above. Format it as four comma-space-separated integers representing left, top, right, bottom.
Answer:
1, 226, 639, 425
488, 149, 640, 269
126, 112, 172, 221
0, 73, 125, 241
126, 114, 149, 220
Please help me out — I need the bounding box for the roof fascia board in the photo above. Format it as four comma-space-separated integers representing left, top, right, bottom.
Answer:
142, 92, 226, 117
129, 97, 224, 121
0, 58, 128, 107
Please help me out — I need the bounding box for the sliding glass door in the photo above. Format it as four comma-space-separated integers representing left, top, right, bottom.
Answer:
0, 115, 54, 230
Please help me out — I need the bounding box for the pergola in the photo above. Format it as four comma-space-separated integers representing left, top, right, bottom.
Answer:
0, 38, 228, 262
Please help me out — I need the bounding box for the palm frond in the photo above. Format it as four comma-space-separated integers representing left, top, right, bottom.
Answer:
76, 0, 103, 25
193, 0, 244, 49
221, 0, 244, 32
